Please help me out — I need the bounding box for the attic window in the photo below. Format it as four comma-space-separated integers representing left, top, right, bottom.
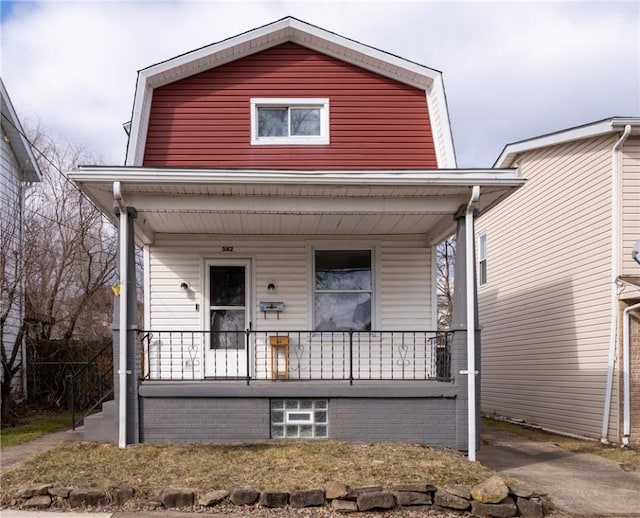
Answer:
250, 98, 329, 145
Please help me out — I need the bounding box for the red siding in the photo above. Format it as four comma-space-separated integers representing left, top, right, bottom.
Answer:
143, 43, 436, 169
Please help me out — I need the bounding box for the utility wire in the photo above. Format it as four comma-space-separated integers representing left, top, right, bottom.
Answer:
1, 111, 116, 228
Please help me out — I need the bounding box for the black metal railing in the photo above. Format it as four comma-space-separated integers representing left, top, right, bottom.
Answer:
140, 330, 451, 383
67, 340, 114, 430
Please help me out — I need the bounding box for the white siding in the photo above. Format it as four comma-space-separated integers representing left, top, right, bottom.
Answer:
477, 134, 618, 440
146, 234, 433, 379
621, 136, 640, 276
0, 130, 25, 392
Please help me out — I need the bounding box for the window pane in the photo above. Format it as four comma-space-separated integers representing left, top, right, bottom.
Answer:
210, 310, 245, 349
290, 108, 320, 136
315, 250, 371, 290
210, 266, 245, 306
258, 108, 288, 136
314, 293, 371, 331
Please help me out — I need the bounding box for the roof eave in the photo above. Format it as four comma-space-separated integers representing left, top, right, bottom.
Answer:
0, 78, 42, 182
495, 116, 640, 168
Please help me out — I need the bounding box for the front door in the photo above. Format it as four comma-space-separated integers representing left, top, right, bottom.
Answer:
205, 260, 251, 377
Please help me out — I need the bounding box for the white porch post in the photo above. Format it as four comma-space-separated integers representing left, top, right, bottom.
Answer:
117, 204, 128, 448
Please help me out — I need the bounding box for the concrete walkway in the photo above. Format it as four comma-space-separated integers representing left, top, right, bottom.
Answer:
0, 429, 80, 473
478, 427, 640, 517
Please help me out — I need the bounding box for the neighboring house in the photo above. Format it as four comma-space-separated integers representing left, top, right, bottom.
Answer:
71, 18, 523, 452
0, 78, 42, 399
478, 117, 640, 445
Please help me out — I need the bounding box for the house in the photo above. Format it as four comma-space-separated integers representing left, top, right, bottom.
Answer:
70, 17, 524, 454
0, 78, 42, 402
478, 117, 640, 445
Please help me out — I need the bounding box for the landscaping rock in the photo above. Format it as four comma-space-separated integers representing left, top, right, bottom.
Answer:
471, 496, 517, 517
111, 487, 135, 506
471, 475, 509, 504
510, 484, 535, 498
395, 490, 432, 506
357, 491, 396, 511
259, 490, 289, 508
68, 489, 110, 507
160, 488, 194, 508
433, 489, 470, 511
517, 496, 544, 518
18, 484, 52, 499
392, 483, 429, 493
289, 488, 325, 508
443, 485, 471, 500
22, 495, 51, 509
325, 481, 350, 500
229, 489, 259, 506
48, 487, 72, 498
198, 490, 229, 507
355, 485, 383, 494
331, 499, 358, 513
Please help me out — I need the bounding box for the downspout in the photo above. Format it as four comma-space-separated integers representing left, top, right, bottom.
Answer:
466, 185, 480, 461
601, 124, 631, 444
113, 181, 128, 449
622, 302, 640, 445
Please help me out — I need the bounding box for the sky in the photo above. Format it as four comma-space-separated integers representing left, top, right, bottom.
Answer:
1, 0, 639, 168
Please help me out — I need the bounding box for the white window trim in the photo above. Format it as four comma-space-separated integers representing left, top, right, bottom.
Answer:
307, 242, 380, 332
285, 410, 314, 424
479, 233, 487, 286
250, 97, 330, 145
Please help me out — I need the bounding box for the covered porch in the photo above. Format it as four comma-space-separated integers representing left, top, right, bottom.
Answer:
71, 167, 523, 450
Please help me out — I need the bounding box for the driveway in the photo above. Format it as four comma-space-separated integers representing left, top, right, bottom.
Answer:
478, 427, 640, 517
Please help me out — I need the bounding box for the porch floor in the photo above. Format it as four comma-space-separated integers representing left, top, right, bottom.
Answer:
139, 379, 457, 399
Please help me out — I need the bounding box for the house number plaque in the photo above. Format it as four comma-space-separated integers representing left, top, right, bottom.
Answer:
222, 246, 234, 252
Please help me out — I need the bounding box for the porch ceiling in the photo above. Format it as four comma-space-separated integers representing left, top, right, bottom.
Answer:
71, 167, 525, 244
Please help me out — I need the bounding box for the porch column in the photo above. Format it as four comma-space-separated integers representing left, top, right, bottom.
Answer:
450, 202, 481, 455
113, 206, 139, 445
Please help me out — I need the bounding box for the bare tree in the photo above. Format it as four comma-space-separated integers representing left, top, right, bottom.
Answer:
436, 237, 455, 329
24, 129, 117, 344
2, 124, 117, 422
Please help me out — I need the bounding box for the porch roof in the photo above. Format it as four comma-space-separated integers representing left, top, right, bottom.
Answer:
71, 166, 524, 245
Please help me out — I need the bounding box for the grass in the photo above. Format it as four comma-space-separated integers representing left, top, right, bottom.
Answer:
0, 440, 497, 505
0, 410, 72, 448
482, 416, 640, 471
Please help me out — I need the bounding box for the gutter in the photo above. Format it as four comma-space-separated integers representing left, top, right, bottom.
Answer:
601, 124, 631, 444
622, 302, 640, 445
466, 185, 480, 461
113, 181, 128, 449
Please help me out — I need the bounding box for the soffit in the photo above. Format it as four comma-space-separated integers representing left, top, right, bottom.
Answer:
72, 168, 523, 245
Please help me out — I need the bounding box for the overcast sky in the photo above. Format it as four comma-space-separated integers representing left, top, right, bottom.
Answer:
1, 0, 639, 167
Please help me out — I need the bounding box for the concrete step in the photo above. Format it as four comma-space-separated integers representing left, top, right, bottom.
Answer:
83, 400, 116, 443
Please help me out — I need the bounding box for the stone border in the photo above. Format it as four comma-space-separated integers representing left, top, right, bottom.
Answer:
11, 476, 546, 517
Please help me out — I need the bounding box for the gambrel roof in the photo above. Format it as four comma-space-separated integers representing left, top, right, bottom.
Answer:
125, 17, 457, 168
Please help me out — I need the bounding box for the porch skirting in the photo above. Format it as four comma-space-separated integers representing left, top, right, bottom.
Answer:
138, 381, 458, 445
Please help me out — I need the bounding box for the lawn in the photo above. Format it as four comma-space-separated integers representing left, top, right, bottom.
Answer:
0, 410, 72, 448
0, 440, 498, 506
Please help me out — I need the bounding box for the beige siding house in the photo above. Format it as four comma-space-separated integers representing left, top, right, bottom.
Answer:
478, 117, 640, 445
0, 78, 42, 397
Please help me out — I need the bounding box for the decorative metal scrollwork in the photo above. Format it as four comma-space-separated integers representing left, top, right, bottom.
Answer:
396, 342, 410, 367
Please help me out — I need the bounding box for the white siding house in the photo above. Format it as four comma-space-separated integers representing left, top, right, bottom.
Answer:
0, 78, 42, 397
479, 118, 640, 445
